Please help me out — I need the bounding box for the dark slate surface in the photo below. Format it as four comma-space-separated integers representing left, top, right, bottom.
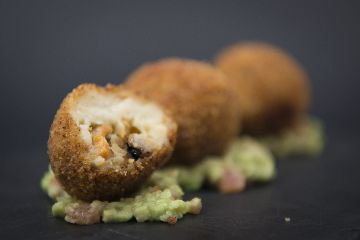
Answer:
1, 133, 359, 240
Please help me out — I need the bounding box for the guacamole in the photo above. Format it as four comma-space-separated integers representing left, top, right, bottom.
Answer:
41, 137, 277, 224
41, 168, 202, 225
260, 117, 325, 158
172, 137, 276, 192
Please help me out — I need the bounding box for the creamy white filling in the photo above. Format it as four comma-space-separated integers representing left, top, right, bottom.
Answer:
71, 90, 169, 164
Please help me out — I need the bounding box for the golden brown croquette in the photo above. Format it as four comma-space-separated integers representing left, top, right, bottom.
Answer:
215, 42, 310, 135
48, 84, 177, 201
125, 58, 241, 165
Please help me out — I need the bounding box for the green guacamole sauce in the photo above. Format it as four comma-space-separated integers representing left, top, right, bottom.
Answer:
41, 137, 276, 225
259, 117, 325, 158
41, 169, 202, 225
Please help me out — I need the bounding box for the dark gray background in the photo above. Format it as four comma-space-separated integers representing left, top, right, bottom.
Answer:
1, 0, 360, 151
0, 1, 360, 239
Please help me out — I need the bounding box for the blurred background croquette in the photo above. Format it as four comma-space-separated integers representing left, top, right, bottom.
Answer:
215, 42, 311, 135
126, 58, 241, 165
48, 84, 177, 201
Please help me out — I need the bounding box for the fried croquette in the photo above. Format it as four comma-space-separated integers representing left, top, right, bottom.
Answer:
48, 84, 177, 201
125, 58, 241, 165
215, 42, 310, 135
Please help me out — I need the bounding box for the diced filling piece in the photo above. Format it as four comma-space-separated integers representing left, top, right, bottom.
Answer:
127, 144, 142, 160
92, 124, 114, 159
217, 167, 246, 193
65, 201, 105, 225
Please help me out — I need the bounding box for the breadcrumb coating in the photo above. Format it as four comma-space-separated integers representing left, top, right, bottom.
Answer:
215, 42, 310, 135
48, 84, 177, 201
126, 58, 241, 165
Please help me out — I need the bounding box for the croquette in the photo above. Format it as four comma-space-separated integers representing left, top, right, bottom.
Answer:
215, 42, 310, 135
48, 84, 177, 201
125, 58, 241, 165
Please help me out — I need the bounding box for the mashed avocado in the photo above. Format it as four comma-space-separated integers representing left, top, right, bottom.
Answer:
260, 117, 325, 158
41, 168, 201, 225
41, 137, 276, 224
224, 137, 276, 181
172, 137, 276, 192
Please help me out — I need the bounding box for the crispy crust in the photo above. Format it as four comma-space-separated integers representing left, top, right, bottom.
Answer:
125, 58, 241, 165
48, 84, 177, 201
215, 42, 310, 135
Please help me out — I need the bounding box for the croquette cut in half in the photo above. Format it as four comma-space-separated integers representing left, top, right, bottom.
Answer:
48, 84, 177, 201
215, 42, 311, 135
125, 58, 241, 165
